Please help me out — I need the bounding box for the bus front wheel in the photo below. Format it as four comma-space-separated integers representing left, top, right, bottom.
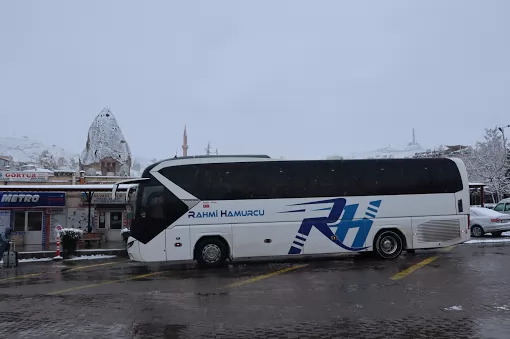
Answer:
195, 237, 228, 268
374, 230, 403, 260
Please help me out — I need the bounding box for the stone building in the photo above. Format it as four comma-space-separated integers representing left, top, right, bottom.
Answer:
79, 107, 132, 176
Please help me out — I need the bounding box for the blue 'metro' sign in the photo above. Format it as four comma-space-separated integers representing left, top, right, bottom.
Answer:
0, 192, 66, 208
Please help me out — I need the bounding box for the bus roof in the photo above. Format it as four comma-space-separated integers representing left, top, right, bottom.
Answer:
143, 154, 271, 176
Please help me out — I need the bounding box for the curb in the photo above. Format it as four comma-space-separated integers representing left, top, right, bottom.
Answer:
18, 248, 128, 260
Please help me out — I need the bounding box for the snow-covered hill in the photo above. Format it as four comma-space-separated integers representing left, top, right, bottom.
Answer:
0, 136, 79, 169
0, 136, 151, 176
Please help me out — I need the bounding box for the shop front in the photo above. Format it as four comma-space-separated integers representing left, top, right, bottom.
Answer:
81, 191, 128, 242
0, 191, 66, 245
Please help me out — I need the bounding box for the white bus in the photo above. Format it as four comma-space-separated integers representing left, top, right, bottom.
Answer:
112, 155, 471, 268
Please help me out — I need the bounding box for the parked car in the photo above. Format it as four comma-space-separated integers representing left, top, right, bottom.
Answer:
493, 199, 510, 214
470, 206, 510, 237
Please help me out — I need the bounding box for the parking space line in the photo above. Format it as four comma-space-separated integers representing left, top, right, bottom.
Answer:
391, 245, 459, 280
47, 271, 163, 295
224, 264, 308, 289
441, 245, 457, 252
391, 256, 439, 280
0, 273, 41, 282
65, 261, 121, 272
0, 261, 125, 283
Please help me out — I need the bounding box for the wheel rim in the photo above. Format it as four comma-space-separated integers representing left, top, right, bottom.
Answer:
472, 227, 482, 237
379, 235, 398, 255
202, 244, 221, 263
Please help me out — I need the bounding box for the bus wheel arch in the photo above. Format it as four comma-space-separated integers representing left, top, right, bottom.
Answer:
193, 236, 230, 268
373, 228, 406, 260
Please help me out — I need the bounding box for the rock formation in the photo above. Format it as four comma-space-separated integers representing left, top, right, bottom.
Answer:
79, 107, 132, 176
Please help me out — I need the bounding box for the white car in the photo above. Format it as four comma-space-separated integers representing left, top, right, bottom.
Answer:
470, 206, 510, 237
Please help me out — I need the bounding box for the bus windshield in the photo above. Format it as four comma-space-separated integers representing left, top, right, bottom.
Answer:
127, 185, 139, 218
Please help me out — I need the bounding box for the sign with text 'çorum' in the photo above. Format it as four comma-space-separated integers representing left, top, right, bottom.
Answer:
0, 192, 66, 208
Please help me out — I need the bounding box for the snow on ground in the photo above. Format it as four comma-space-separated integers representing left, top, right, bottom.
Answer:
65, 254, 117, 261
464, 231, 510, 244
0, 254, 117, 264
444, 306, 463, 311
465, 238, 510, 244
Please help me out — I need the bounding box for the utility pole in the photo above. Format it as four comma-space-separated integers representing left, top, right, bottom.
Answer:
83, 191, 94, 233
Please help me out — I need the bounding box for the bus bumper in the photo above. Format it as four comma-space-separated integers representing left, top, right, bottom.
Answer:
126, 236, 142, 261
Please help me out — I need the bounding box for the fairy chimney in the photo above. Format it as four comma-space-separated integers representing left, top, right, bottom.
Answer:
79, 107, 132, 176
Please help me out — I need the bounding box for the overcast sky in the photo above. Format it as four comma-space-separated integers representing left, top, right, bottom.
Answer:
1, 0, 509, 160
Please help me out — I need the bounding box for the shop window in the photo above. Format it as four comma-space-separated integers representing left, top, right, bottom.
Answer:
12, 211, 43, 232
109, 212, 123, 230
13, 211, 25, 232
98, 212, 106, 229
27, 212, 43, 231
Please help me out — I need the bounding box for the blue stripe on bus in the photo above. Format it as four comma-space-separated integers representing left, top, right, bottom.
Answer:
367, 207, 378, 213
279, 209, 306, 213
365, 212, 376, 218
369, 200, 381, 208
296, 235, 306, 242
293, 241, 304, 247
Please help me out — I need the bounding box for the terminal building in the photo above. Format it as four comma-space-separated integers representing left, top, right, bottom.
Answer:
0, 184, 135, 246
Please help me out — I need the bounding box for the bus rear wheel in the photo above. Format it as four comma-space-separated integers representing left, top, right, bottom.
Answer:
195, 238, 228, 268
374, 230, 403, 260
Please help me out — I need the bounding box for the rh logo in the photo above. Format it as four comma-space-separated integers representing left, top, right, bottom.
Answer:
285, 198, 382, 254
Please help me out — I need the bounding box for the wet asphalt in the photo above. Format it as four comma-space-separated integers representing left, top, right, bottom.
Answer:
1, 238, 510, 338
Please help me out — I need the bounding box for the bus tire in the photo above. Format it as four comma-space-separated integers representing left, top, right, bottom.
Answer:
374, 230, 403, 260
195, 237, 228, 268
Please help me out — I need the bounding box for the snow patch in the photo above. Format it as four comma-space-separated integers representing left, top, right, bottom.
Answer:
0, 254, 117, 264
444, 305, 463, 311
79, 107, 131, 173
464, 238, 510, 244
493, 305, 510, 311
19, 257, 53, 263
66, 254, 117, 261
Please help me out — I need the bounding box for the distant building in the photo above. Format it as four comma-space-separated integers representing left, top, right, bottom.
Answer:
0, 155, 12, 170
79, 107, 132, 176
413, 145, 472, 158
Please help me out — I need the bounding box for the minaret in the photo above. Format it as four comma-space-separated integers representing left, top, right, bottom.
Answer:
182, 125, 188, 157
412, 128, 416, 144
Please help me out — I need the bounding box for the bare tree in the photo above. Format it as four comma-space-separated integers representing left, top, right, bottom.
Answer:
463, 127, 510, 200
38, 150, 57, 169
